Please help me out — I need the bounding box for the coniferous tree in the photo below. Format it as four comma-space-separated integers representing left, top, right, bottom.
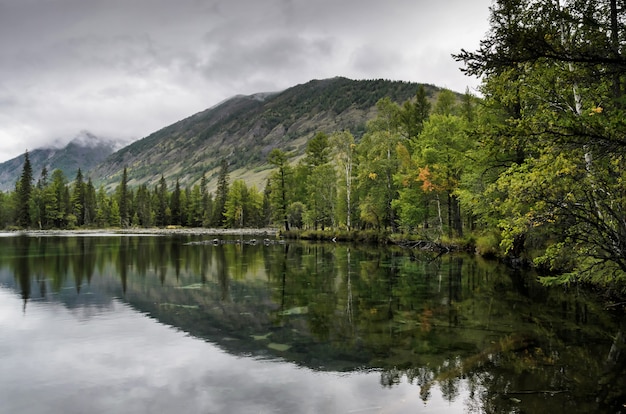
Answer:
84, 178, 97, 227
268, 149, 292, 231
95, 186, 109, 227
181, 187, 190, 227
109, 199, 121, 227
155, 175, 168, 226
262, 179, 273, 227
187, 184, 202, 227
47, 169, 67, 228
33, 167, 49, 229
200, 173, 212, 227
303, 132, 335, 229
16, 151, 33, 228
224, 179, 247, 228
118, 168, 130, 228
135, 184, 152, 227
305, 132, 331, 168
398, 85, 431, 141
170, 179, 182, 225
0, 192, 9, 229
211, 159, 229, 227
71, 169, 85, 226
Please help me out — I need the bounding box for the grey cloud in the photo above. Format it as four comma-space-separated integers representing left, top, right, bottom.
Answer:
350, 45, 406, 78
0, 0, 492, 162
201, 33, 337, 80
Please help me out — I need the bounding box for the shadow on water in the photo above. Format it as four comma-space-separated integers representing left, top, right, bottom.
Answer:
1, 234, 624, 413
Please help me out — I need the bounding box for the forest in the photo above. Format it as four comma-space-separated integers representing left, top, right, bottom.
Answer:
1, 0, 625, 294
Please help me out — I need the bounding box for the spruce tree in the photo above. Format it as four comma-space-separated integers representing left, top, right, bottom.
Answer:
16, 151, 33, 228
84, 178, 97, 226
156, 175, 168, 226
118, 168, 129, 228
72, 168, 85, 226
170, 179, 181, 225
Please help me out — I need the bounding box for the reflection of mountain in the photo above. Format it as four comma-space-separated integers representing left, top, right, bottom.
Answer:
0, 235, 623, 412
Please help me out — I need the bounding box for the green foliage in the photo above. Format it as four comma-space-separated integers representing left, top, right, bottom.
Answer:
268, 149, 293, 231
286, 201, 306, 229
211, 159, 229, 227
433, 89, 457, 116
331, 130, 357, 230
454, 0, 626, 289
356, 99, 403, 231
223, 180, 263, 228
391, 186, 425, 232
117, 168, 130, 228
304, 164, 337, 230
16, 151, 33, 228
154, 175, 170, 226
304, 132, 331, 168
474, 232, 501, 258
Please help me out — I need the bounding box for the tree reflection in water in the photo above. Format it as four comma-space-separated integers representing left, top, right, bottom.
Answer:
2, 234, 624, 412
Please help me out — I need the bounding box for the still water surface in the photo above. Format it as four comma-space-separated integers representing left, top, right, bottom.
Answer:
0, 234, 622, 413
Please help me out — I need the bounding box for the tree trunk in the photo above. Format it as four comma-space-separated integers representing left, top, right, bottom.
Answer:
597, 317, 626, 410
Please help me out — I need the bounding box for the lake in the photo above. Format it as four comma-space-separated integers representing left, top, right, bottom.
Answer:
0, 233, 624, 413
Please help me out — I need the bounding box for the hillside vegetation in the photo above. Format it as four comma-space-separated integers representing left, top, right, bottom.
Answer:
90, 77, 438, 191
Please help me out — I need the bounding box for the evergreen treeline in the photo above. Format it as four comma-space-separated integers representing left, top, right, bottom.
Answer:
1, 156, 237, 230
2, 0, 625, 292
1, 85, 464, 236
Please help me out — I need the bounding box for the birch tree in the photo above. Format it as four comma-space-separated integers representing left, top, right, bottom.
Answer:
455, 0, 626, 285
331, 130, 356, 230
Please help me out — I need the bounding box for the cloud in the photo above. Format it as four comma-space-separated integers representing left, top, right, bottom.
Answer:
350, 45, 407, 78
0, 0, 491, 162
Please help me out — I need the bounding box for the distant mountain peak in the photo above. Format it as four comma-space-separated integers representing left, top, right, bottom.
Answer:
69, 130, 100, 147
68, 130, 129, 151
0, 131, 120, 191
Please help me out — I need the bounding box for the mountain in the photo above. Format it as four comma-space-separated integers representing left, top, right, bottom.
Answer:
0, 131, 124, 191
90, 77, 440, 192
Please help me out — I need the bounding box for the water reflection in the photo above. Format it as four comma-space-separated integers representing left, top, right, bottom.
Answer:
0, 234, 624, 413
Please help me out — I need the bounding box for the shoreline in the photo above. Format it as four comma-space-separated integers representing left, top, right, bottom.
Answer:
0, 227, 280, 237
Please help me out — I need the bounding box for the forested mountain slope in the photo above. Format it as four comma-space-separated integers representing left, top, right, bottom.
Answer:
91, 77, 439, 191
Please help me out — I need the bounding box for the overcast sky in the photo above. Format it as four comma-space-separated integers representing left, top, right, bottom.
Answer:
0, 0, 492, 163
